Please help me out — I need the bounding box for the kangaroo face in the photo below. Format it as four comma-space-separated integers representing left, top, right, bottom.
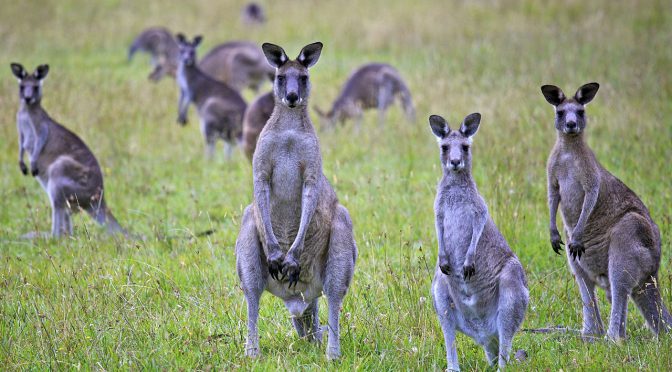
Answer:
429, 113, 481, 173
541, 82, 600, 135
175, 33, 202, 67
262, 42, 323, 109
10, 63, 49, 106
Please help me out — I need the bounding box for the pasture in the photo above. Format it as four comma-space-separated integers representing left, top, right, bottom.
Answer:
1, 0, 671, 369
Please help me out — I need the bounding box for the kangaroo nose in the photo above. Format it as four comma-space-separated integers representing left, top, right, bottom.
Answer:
286, 92, 299, 105
566, 121, 577, 129
450, 159, 461, 168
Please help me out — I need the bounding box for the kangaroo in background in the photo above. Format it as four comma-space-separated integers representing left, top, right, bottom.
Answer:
128, 27, 180, 81
198, 41, 274, 93
241, 2, 266, 25
175, 34, 247, 160
314, 63, 415, 128
542, 83, 671, 341
236, 42, 357, 360
11, 63, 126, 237
429, 113, 528, 370
242, 91, 274, 161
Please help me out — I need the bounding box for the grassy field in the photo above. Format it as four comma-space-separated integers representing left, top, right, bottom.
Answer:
1, 0, 671, 369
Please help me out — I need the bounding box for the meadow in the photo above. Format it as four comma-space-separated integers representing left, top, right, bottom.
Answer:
1, 0, 671, 369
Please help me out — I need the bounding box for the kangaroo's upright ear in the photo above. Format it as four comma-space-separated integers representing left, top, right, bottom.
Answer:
459, 113, 481, 138
10, 63, 27, 80
175, 33, 187, 45
262, 42, 288, 68
192, 35, 203, 47
297, 42, 323, 68
574, 82, 599, 105
429, 114, 450, 138
34, 64, 49, 80
541, 85, 566, 106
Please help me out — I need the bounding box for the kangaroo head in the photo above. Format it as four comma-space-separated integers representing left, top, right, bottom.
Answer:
10, 63, 49, 106
429, 113, 481, 173
541, 82, 599, 135
262, 42, 323, 109
175, 33, 203, 67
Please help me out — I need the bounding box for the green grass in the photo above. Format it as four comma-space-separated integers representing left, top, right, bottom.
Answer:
1, 0, 671, 370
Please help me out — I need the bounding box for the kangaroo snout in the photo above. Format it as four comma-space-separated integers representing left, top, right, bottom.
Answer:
285, 92, 299, 106
449, 159, 462, 170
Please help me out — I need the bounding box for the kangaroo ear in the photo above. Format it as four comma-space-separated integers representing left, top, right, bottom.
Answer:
575, 82, 599, 105
429, 115, 450, 138
34, 64, 49, 80
460, 113, 481, 138
297, 42, 323, 68
175, 33, 187, 44
541, 85, 566, 106
262, 42, 288, 68
10, 63, 27, 80
192, 35, 203, 47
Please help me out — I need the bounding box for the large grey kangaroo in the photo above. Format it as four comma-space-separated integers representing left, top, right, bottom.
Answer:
314, 63, 415, 128
542, 83, 671, 341
241, 91, 274, 161
235, 42, 357, 360
429, 113, 528, 370
175, 34, 247, 160
11, 63, 125, 237
128, 27, 180, 81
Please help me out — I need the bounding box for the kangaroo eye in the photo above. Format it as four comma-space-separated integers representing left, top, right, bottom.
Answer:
299, 75, 308, 84
441, 145, 449, 153
577, 110, 585, 117
462, 145, 469, 152
276, 75, 286, 82
556, 110, 565, 117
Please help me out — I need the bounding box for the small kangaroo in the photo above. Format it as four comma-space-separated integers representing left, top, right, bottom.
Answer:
541, 83, 672, 341
241, 91, 274, 161
175, 34, 247, 160
429, 113, 528, 370
11, 63, 125, 237
128, 27, 180, 81
241, 2, 266, 25
198, 41, 274, 93
314, 63, 415, 128
236, 42, 357, 360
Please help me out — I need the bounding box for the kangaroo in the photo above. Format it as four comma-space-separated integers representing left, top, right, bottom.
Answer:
235, 42, 357, 360
429, 113, 528, 370
241, 2, 266, 25
175, 34, 247, 160
541, 83, 672, 341
128, 27, 180, 81
314, 63, 415, 128
198, 41, 274, 93
241, 91, 274, 161
11, 63, 126, 237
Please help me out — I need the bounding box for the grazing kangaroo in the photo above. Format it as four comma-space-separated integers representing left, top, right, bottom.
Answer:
542, 83, 672, 341
314, 63, 415, 128
11, 63, 126, 237
128, 27, 180, 81
242, 91, 274, 161
429, 113, 528, 370
241, 2, 266, 25
236, 42, 357, 360
175, 34, 247, 160
198, 41, 274, 93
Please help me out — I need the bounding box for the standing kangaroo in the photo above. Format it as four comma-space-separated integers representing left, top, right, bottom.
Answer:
314, 63, 415, 128
11, 63, 125, 237
542, 83, 671, 341
236, 42, 357, 360
429, 113, 528, 370
241, 91, 274, 161
175, 34, 247, 160
128, 27, 180, 81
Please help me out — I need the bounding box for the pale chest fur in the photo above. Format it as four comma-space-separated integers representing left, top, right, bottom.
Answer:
17, 110, 36, 154
551, 151, 593, 229
438, 185, 486, 265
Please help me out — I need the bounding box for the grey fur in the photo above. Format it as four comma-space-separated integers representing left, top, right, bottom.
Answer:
242, 91, 274, 162
11, 63, 126, 237
128, 27, 180, 81
429, 113, 528, 370
198, 41, 274, 92
175, 34, 247, 160
236, 42, 357, 360
314, 63, 415, 128
542, 83, 672, 341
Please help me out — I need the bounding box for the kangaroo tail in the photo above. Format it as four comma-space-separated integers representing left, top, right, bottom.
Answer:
88, 201, 128, 237
632, 276, 672, 335
396, 80, 416, 123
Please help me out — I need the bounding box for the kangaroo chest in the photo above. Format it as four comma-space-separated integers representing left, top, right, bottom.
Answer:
17, 111, 37, 155
554, 153, 588, 227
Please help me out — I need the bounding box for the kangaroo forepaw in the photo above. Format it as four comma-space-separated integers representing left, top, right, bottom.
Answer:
568, 241, 585, 261
267, 250, 284, 281
30, 165, 39, 176
550, 237, 565, 255
463, 263, 475, 279
19, 161, 28, 175
282, 256, 300, 288
439, 262, 452, 276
